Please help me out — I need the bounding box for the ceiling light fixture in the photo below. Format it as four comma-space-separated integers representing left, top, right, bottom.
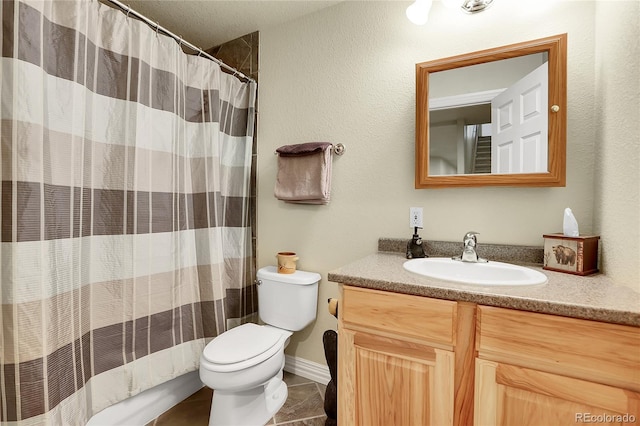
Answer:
408, 0, 494, 25
460, 0, 494, 13
406, 0, 433, 25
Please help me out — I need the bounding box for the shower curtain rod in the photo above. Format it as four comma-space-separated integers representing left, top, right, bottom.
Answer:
105, 0, 256, 84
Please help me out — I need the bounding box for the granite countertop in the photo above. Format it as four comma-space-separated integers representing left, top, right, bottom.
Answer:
328, 244, 640, 327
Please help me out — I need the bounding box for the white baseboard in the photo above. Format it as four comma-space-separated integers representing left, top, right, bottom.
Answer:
284, 355, 331, 385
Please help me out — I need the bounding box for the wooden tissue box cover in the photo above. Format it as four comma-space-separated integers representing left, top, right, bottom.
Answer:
543, 234, 600, 276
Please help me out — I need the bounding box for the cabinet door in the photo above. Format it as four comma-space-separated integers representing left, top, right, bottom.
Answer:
475, 359, 640, 426
339, 327, 454, 426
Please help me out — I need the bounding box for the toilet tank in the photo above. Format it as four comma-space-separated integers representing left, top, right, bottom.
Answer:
256, 266, 320, 331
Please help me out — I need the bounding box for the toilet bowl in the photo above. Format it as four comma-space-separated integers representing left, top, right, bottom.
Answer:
200, 323, 292, 390
199, 266, 320, 426
200, 324, 293, 425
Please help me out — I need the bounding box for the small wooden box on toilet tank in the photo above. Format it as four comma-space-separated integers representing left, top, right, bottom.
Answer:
543, 233, 600, 276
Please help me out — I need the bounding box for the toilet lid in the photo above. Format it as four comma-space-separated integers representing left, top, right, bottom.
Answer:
202, 323, 284, 365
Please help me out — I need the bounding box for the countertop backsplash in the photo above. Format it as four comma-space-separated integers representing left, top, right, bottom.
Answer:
378, 238, 544, 265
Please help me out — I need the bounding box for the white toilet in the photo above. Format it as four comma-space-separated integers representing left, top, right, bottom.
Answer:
199, 266, 320, 426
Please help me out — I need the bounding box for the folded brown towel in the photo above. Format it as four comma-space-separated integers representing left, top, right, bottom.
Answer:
276, 142, 332, 157
274, 143, 333, 204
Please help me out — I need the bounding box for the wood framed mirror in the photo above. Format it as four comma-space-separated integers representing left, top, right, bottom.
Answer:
415, 34, 567, 189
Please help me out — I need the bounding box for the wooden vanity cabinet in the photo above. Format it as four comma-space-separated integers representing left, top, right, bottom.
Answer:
338, 286, 476, 426
338, 285, 640, 426
475, 306, 640, 426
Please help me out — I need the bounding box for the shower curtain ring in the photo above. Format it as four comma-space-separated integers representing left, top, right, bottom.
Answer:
178, 35, 182, 46
155, 22, 160, 37
126, 5, 131, 18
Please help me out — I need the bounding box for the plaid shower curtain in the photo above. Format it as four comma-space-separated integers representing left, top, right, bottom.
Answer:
1, 0, 257, 423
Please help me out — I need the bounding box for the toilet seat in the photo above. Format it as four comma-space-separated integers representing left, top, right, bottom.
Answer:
202, 323, 289, 373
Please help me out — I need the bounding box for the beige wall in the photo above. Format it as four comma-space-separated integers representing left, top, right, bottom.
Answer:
593, 1, 640, 291
257, 1, 639, 365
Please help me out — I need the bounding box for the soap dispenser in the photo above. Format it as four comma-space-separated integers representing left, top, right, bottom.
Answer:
406, 227, 428, 259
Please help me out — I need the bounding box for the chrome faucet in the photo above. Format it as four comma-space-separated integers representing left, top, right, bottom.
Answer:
453, 231, 488, 263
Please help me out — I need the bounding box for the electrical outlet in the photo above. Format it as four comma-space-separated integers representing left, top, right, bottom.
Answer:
409, 207, 423, 228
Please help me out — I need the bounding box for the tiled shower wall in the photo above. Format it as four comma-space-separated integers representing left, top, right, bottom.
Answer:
206, 32, 259, 82
206, 32, 259, 286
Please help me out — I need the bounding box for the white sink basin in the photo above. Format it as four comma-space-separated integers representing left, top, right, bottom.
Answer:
403, 258, 547, 286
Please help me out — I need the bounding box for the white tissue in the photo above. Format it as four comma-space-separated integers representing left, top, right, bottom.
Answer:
563, 208, 579, 237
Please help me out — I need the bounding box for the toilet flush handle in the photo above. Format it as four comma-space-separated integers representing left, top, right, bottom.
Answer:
255, 279, 262, 286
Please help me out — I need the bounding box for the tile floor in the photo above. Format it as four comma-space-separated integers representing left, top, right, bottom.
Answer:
147, 371, 327, 425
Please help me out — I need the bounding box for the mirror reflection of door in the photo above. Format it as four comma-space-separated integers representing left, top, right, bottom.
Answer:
428, 53, 548, 176
491, 62, 549, 173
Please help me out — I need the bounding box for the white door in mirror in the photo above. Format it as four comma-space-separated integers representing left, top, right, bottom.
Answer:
491, 62, 549, 174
